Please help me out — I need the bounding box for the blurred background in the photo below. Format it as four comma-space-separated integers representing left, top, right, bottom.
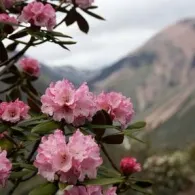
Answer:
6, 0, 195, 194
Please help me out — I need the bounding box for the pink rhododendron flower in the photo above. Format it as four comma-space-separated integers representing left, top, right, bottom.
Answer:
0, 150, 12, 187
120, 157, 141, 175
34, 129, 102, 184
64, 186, 88, 195
62, 130, 102, 183
67, 0, 94, 8
96, 92, 134, 128
34, 130, 72, 182
64, 186, 117, 195
104, 187, 117, 195
0, 13, 18, 34
41, 80, 96, 126
0, 99, 30, 123
19, 2, 56, 30
18, 57, 40, 77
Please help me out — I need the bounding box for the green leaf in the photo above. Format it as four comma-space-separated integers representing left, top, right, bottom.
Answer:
91, 110, 113, 138
65, 8, 77, 26
0, 123, 8, 133
17, 115, 47, 127
29, 183, 58, 195
0, 41, 8, 62
31, 120, 60, 135
124, 132, 146, 144
27, 97, 41, 113
58, 183, 68, 190
102, 133, 124, 144
48, 31, 72, 38
12, 163, 37, 171
98, 166, 121, 178
83, 10, 105, 20
134, 180, 153, 188
76, 12, 89, 33
6, 42, 18, 51
25, 134, 40, 141
9, 87, 21, 100
9, 29, 28, 39
82, 177, 124, 186
126, 121, 146, 130
10, 170, 32, 179
59, 41, 77, 45
130, 184, 153, 195
0, 75, 18, 84
0, 138, 14, 152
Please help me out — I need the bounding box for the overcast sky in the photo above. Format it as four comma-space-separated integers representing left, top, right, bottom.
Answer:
25, 0, 195, 70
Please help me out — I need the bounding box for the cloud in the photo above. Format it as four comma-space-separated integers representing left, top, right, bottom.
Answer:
26, 0, 195, 69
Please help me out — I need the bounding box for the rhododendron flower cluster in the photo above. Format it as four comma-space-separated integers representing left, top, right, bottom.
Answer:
64, 185, 117, 195
34, 129, 102, 183
0, 150, 12, 187
19, 57, 40, 77
96, 92, 134, 128
0, 99, 30, 123
120, 157, 141, 176
19, 2, 56, 30
41, 80, 96, 126
0, 13, 18, 34
67, 0, 94, 8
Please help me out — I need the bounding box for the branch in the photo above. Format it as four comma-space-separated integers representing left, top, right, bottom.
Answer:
100, 142, 120, 172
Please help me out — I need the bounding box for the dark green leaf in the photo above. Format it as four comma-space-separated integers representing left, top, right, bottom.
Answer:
83, 10, 105, 20
102, 133, 124, 144
91, 110, 112, 138
134, 181, 153, 188
9, 87, 21, 100
31, 120, 60, 135
9, 29, 28, 39
10, 170, 33, 179
0, 41, 8, 62
82, 177, 124, 185
65, 8, 77, 26
29, 183, 58, 195
26, 81, 38, 95
0, 123, 8, 133
131, 184, 152, 195
17, 115, 47, 127
12, 163, 37, 171
127, 121, 146, 130
6, 42, 18, 51
48, 31, 72, 38
76, 12, 89, 33
0, 75, 18, 84
27, 97, 41, 113
59, 41, 77, 45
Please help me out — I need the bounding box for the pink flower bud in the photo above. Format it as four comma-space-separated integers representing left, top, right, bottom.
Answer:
0, 150, 12, 187
18, 57, 40, 77
120, 157, 141, 175
0, 13, 18, 34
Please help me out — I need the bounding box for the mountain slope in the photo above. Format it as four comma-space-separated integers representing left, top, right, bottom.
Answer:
88, 18, 195, 151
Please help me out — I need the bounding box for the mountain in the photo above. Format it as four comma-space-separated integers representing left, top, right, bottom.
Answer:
33, 64, 99, 93
90, 18, 195, 149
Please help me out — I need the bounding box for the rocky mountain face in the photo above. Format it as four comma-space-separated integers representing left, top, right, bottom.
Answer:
89, 18, 195, 142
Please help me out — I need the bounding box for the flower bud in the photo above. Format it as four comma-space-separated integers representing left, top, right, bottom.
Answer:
120, 157, 141, 175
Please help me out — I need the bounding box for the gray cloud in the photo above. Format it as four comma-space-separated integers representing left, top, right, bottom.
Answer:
26, 0, 195, 69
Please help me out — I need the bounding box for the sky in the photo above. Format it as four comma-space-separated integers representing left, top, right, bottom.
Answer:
25, 0, 195, 70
